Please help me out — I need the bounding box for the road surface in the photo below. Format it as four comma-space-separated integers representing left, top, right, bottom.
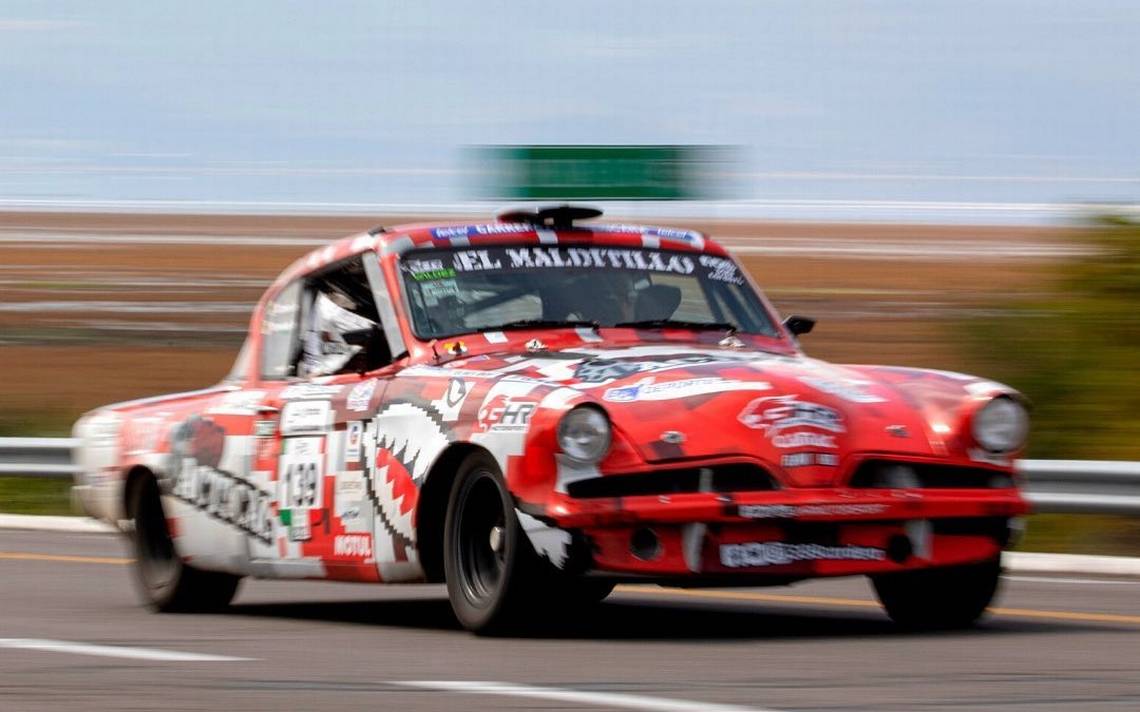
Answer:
1, 530, 1137, 711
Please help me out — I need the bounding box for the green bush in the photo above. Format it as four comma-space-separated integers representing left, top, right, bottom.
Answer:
964, 215, 1140, 460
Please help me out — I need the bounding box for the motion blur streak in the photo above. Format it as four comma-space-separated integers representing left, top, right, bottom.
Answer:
0, 638, 252, 662
392, 680, 774, 712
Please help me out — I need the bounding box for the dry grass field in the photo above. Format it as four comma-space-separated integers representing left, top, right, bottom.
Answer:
0, 211, 1073, 434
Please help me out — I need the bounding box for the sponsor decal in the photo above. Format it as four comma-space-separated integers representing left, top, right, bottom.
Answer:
346, 379, 377, 412
798, 376, 887, 404
574, 354, 726, 385
595, 224, 705, 245
404, 257, 457, 281
780, 452, 839, 468
772, 432, 836, 448
698, 254, 744, 284
288, 516, 311, 542
430, 377, 470, 422
335, 470, 366, 522
280, 400, 330, 436
737, 503, 888, 519
333, 534, 373, 558
738, 395, 844, 449
279, 383, 342, 400
720, 541, 886, 568
345, 421, 363, 461
430, 223, 534, 239
603, 376, 771, 403
254, 419, 276, 438
167, 416, 274, 544
477, 395, 537, 432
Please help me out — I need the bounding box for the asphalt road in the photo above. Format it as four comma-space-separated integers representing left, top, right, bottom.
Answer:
1, 530, 1138, 711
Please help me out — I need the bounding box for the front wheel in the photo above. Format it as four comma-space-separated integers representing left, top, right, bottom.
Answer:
130, 475, 241, 612
871, 557, 1002, 630
443, 453, 543, 634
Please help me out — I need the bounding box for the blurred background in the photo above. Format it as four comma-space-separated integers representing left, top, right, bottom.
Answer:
2, 1, 1139, 552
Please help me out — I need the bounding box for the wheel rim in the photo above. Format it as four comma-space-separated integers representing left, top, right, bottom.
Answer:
135, 481, 177, 592
455, 470, 507, 606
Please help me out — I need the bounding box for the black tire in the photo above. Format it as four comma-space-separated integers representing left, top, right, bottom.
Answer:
871, 557, 1002, 630
557, 578, 616, 607
443, 453, 542, 634
129, 475, 241, 613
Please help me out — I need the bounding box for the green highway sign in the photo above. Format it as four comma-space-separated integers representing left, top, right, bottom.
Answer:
474, 145, 727, 201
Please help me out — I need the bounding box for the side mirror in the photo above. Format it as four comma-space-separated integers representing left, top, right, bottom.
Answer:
783, 315, 815, 337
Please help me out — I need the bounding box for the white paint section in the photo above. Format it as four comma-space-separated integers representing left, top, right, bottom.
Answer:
516, 511, 571, 569
392, 680, 774, 712
0, 514, 116, 534
1005, 552, 1140, 577
0, 638, 252, 662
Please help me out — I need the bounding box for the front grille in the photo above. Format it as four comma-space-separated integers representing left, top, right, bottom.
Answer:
567, 464, 777, 499
848, 460, 1014, 489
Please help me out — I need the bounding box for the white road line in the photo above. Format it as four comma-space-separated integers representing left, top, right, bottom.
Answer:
1005, 575, 1140, 585
393, 680, 778, 712
0, 638, 252, 662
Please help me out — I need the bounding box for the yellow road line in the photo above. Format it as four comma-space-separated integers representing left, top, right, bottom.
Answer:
4, 552, 1138, 626
0, 551, 131, 565
617, 584, 1140, 626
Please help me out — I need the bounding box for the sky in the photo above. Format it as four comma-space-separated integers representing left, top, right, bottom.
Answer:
1, 1, 1138, 218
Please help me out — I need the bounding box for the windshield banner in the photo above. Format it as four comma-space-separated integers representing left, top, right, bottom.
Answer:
404, 247, 741, 284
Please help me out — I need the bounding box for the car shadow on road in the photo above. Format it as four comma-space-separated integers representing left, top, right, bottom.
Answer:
226, 594, 1116, 641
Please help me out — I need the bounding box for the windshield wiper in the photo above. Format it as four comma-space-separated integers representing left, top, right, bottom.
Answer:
491, 318, 601, 332
614, 319, 738, 333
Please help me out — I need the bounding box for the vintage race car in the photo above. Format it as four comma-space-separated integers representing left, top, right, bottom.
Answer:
73, 205, 1030, 633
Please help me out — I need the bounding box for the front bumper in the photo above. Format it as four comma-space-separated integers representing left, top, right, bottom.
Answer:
540, 488, 1028, 579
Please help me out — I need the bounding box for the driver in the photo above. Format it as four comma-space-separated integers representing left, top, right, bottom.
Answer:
300, 290, 375, 377
552, 272, 640, 325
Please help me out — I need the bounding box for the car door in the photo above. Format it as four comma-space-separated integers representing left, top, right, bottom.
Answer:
251, 251, 402, 581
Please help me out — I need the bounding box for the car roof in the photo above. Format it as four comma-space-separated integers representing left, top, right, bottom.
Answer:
272, 217, 728, 289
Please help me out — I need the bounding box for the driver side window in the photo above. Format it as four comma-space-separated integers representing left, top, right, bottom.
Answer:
298, 255, 391, 378
259, 254, 393, 381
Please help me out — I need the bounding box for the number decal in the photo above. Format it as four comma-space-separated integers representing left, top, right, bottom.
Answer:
279, 437, 324, 511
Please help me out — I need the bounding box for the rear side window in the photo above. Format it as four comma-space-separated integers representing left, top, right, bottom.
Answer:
260, 281, 303, 380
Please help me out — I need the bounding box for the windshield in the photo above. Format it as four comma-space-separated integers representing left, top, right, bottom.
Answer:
399, 245, 778, 339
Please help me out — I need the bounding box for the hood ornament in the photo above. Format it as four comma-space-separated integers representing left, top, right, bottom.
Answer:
660, 430, 686, 444
886, 424, 910, 438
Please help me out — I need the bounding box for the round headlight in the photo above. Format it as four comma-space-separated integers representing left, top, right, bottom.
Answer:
557, 406, 612, 463
972, 396, 1029, 453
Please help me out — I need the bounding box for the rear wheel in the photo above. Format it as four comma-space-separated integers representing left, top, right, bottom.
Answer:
443, 453, 543, 634
871, 557, 1002, 630
130, 475, 240, 612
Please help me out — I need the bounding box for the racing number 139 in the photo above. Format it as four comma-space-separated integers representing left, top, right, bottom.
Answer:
280, 437, 323, 510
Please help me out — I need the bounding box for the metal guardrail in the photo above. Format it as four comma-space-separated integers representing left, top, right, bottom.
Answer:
1, 438, 1138, 515
0, 438, 79, 478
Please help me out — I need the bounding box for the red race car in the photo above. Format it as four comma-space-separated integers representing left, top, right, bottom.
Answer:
73, 205, 1030, 633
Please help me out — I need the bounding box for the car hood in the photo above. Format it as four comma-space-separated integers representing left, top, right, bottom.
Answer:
440, 342, 1015, 472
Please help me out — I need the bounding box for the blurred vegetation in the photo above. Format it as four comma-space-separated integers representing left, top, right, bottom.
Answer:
0, 477, 74, 515
961, 215, 1140, 460
960, 215, 1140, 555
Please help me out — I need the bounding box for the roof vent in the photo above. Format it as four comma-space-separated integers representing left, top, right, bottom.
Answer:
496, 204, 603, 230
